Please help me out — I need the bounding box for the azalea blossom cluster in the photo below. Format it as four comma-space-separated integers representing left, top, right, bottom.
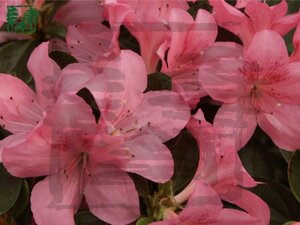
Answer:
0, 0, 300, 225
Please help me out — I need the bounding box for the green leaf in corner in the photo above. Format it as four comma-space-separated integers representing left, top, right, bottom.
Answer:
136, 217, 155, 225
250, 179, 300, 225
145, 72, 172, 92
0, 40, 38, 85
288, 150, 300, 204
0, 163, 23, 215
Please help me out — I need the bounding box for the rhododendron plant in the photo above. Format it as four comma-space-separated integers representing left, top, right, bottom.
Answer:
0, 1, 300, 225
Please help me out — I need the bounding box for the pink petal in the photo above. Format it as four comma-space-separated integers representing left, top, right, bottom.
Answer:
56, 63, 95, 95
86, 50, 147, 123
66, 21, 119, 66
244, 2, 273, 31
166, 8, 195, 68
121, 134, 173, 183
0, 132, 26, 162
235, 0, 258, 8
270, 0, 288, 21
172, 69, 206, 106
263, 62, 300, 105
2, 130, 72, 177
27, 42, 61, 109
0, 74, 43, 133
216, 209, 260, 225
115, 91, 190, 141
84, 165, 139, 225
31, 170, 82, 225
245, 30, 289, 72
221, 187, 270, 225
257, 103, 300, 151
208, 0, 252, 45
213, 98, 257, 152
38, 94, 98, 145
198, 56, 246, 104
53, 0, 104, 27
272, 11, 300, 37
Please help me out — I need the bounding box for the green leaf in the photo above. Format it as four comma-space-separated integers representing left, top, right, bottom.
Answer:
165, 130, 199, 193
0, 164, 23, 214
41, 22, 66, 40
283, 222, 297, 225
9, 180, 30, 217
288, 150, 300, 204
145, 72, 172, 92
0, 40, 38, 85
250, 179, 300, 225
75, 210, 109, 225
238, 128, 288, 185
136, 217, 155, 225
49, 51, 78, 69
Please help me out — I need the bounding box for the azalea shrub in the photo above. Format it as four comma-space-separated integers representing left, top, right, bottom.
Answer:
0, 0, 300, 225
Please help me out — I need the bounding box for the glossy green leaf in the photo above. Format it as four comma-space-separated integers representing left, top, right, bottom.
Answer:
0, 164, 23, 214
283, 222, 297, 225
41, 22, 66, 40
239, 128, 288, 185
9, 180, 30, 217
136, 217, 155, 225
288, 150, 300, 204
49, 51, 78, 69
0, 40, 38, 85
165, 130, 199, 193
75, 210, 108, 225
145, 72, 172, 92
250, 179, 300, 225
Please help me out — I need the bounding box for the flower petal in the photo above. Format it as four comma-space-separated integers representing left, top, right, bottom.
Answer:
115, 91, 190, 141
2, 129, 72, 177
66, 21, 119, 65
121, 134, 173, 183
257, 103, 300, 151
221, 187, 270, 225
86, 50, 147, 123
245, 30, 289, 69
27, 42, 61, 109
198, 56, 246, 104
213, 98, 257, 151
31, 170, 82, 225
0, 74, 43, 133
56, 63, 95, 95
208, 0, 251, 44
84, 165, 139, 225
53, 0, 103, 26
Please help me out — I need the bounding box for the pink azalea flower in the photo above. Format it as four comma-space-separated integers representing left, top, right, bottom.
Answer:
2, 91, 188, 225
102, 0, 194, 73
157, 8, 217, 107
84, 50, 191, 142
2, 49, 190, 225
65, 21, 120, 72
0, 42, 60, 161
150, 181, 261, 225
181, 110, 270, 225
208, 0, 300, 46
199, 30, 300, 151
